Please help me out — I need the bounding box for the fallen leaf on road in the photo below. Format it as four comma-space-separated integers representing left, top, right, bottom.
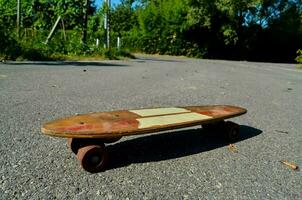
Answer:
280, 160, 299, 170
275, 130, 289, 134
228, 144, 238, 153
0, 75, 7, 79
187, 86, 197, 90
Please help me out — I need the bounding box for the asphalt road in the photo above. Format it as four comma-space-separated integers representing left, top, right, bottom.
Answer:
0, 55, 301, 199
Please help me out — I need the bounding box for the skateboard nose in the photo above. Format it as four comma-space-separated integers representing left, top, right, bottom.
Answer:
41, 115, 97, 135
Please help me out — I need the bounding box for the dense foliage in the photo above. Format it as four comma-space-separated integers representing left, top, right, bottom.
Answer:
0, 0, 108, 60
1, 0, 301, 62
117, 0, 302, 62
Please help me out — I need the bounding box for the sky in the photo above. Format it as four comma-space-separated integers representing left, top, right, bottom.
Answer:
95, 0, 121, 8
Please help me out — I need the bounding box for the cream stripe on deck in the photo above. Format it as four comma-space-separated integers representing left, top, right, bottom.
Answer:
137, 112, 212, 129
130, 107, 190, 117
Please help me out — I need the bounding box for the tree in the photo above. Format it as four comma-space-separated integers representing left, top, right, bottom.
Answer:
130, 0, 189, 54
111, 2, 138, 37
31, 0, 96, 30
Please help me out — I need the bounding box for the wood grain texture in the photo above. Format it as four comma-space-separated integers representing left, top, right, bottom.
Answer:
41, 105, 247, 138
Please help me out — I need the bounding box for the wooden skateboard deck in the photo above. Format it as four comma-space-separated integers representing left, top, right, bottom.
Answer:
42, 105, 246, 138
41, 105, 247, 173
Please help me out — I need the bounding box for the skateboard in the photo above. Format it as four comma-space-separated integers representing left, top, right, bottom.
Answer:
41, 105, 247, 172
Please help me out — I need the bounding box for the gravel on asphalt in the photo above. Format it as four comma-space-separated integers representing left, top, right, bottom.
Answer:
0, 56, 301, 199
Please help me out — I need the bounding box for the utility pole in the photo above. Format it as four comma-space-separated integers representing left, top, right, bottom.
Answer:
17, 0, 21, 38
82, 0, 89, 47
104, 0, 110, 49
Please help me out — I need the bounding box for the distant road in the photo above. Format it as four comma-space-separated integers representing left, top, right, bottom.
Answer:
1, 56, 301, 199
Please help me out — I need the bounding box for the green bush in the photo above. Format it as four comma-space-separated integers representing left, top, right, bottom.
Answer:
296, 49, 302, 64
0, 25, 21, 60
0, 28, 131, 61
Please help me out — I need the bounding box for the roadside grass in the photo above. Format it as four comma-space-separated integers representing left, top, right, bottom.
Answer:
55, 49, 135, 61
0, 48, 135, 62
